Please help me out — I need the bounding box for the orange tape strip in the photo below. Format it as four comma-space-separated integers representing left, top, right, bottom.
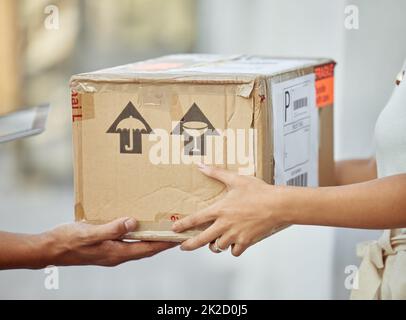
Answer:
316, 77, 334, 108
315, 63, 335, 108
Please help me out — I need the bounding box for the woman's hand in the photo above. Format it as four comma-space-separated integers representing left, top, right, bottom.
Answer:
172, 165, 288, 257
172, 166, 406, 257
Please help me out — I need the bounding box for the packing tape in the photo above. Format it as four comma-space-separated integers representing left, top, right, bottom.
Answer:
71, 91, 95, 122
74, 203, 85, 221
237, 81, 255, 98
71, 81, 97, 122
72, 103, 85, 221
81, 94, 95, 120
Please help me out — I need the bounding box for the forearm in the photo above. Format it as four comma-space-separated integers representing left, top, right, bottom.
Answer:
282, 174, 406, 229
172, 166, 406, 255
335, 158, 377, 185
0, 232, 52, 270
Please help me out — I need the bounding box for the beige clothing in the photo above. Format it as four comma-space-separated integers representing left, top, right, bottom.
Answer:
351, 61, 406, 300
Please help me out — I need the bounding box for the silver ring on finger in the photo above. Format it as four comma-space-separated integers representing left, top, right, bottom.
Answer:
213, 238, 225, 253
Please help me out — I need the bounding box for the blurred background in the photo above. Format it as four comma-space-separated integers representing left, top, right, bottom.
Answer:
1, 0, 406, 299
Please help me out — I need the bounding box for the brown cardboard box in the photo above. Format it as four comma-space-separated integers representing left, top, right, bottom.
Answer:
70, 54, 335, 241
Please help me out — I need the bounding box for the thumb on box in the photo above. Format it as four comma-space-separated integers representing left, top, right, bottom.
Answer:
89, 217, 137, 242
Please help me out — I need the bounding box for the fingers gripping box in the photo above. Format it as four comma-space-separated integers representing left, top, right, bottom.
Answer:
70, 54, 335, 241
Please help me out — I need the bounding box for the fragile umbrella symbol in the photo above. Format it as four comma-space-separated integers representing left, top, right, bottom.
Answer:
107, 101, 153, 154
116, 116, 147, 152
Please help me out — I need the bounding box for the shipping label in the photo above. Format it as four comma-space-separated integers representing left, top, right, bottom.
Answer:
271, 74, 318, 187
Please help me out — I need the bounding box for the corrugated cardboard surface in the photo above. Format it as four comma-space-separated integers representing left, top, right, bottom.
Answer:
71, 55, 335, 241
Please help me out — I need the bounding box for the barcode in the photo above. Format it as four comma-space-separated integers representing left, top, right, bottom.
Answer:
293, 97, 308, 110
287, 172, 308, 186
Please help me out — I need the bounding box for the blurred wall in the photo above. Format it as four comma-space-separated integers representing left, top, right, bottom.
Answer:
0, 0, 20, 115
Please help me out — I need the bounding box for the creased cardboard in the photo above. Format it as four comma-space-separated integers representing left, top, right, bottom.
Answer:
70, 54, 335, 242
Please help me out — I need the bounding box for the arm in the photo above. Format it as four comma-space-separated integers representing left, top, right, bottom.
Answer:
172, 165, 406, 256
286, 174, 406, 229
335, 158, 377, 185
0, 218, 176, 270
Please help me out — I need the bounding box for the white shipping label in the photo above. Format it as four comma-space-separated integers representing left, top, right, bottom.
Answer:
271, 74, 318, 187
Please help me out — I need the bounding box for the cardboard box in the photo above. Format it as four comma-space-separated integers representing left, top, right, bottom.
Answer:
70, 54, 335, 241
